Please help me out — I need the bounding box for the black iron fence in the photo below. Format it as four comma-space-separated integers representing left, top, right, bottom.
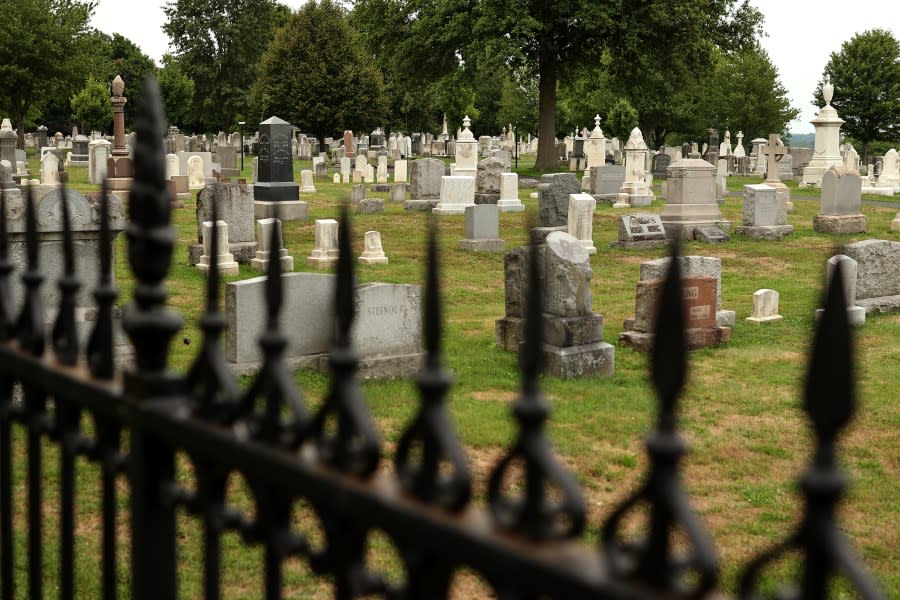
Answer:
0, 80, 887, 599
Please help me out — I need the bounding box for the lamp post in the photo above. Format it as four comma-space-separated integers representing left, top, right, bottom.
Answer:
238, 121, 246, 173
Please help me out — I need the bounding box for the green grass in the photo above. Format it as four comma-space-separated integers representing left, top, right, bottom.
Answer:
9, 151, 900, 598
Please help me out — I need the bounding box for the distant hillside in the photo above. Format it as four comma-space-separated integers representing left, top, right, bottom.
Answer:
788, 133, 815, 149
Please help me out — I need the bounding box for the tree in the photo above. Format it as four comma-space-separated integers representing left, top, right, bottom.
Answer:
106, 34, 157, 129
706, 46, 798, 144
605, 98, 639, 142
250, 0, 387, 148
496, 75, 539, 136
70, 75, 111, 133
157, 54, 195, 128
0, 0, 97, 147
163, 0, 290, 131
815, 29, 900, 162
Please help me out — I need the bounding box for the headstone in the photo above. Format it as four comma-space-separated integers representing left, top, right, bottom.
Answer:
226, 274, 422, 377
165, 153, 179, 179
432, 176, 475, 215
451, 115, 478, 178
651, 153, 671, 179
406, 158, 444, 210
40, 152, 60, 185
632, 256, 735, 327
877, 148, 900, 189
813, 166, 866, 234
761, 134, 793, 211
88, 140, 112, 184
187, 155, 205, 189
254, 116, 305, 221
615, 128, 654, 208
537, 172, 581, 226
359, 230, 388, 264
735, 183, 793, 240
746, 289, 782, 324
197, 221, 240, 276
343, 130, 355, 158
0, 123, 17, 167
611, 213, 667, 249
306, 219, 340, 269
474, 157, 504, 204
589, 165, 626, 201
815, 255, 865, 326
190, 183, 258, 265
376, 155, 388, 183
394, 159, 407, 183
567, 193, 596, 254
659, 157, 727, 240
250, 218, 293, 272
300, 169, 316, 193
458, 204, 504, 252
842, 239, 900, 314
356, 198, 384, 215
497, 172, 525, 212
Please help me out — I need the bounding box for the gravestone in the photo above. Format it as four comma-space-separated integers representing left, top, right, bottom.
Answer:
226, 274, 423, 378
659, 157, 728, 240
474, 157, 504, 205
0, 123, 17, 167
41, 152, 60, 186
376, 155, 388, 183
254, 116, 306, 220
359, 230, 388, 264
589, 165, 626, 201
458, 204, 504, 252
651, 153, 671, 179
567, 193, 596, 254
88, 140, 111, 185
306, 219, 340, 268
197, 220, 239, 276
497, 172, 525, 212
69, 135, 89, 166
842, 239, 900, 315
537, 172, 580, 226
187, 155, 206, 189
735, 183, 793, 240
190, 183, 258, 265
746, 289, 782, 324
615, 128, 654, 208
300, 169, 316, 193
611, 213, 668, 249
432, 176, 475, 215
813, 166, 866, 234
394, 159, 407, 183
815, 255, 865, 326
250, 218, 293, 272
407, 159, 444, 211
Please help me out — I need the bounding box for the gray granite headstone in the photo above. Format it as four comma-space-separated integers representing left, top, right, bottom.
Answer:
196, 183, 256, 243
537, 173, 581, 227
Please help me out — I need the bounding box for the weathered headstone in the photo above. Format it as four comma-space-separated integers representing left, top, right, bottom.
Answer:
813, 166, 866, 234
567, 193, 596, 254
815, 255, 865, 326
842, 239, 900, 314
537, 172, 580, 226
458, 204, 504, 252
197, 220, 239, 276
300, 169, 316, 193
746, 289, 783, 324
659, 157, 728, 241
611, 213, 667, 249
474, 157, 504, 205
735, 183, 793, 240
358, 230, 388, 264
250, 218, 293, 272
589, 165, 626, 201
497, 172, 525, 212
306, 219, 340, 268
615, 128, 654, 208
190, 183, 258, 265
432, 176, 475, 215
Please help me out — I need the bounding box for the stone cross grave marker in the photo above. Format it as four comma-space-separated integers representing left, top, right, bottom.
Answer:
763, 133, 787, 183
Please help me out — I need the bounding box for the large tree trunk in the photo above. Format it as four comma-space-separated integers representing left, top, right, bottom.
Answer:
534, 49, 558, 171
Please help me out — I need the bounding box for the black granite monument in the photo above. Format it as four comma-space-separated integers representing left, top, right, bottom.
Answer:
254, 116, 299, 202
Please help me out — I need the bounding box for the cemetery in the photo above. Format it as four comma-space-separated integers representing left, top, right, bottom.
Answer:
0, 1, 898, 598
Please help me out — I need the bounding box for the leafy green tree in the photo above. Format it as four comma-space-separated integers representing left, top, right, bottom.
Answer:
0, 0, 97, 147
605, 98, 639, 142
250, 0, 387, 149
815, 29, 900, 162
70, 75, 111, 133
706, 46, 798, 145
106, 34, 157, 129
157, 54, 195, 128
163, 0, 290, 131
496, 75, 539, 136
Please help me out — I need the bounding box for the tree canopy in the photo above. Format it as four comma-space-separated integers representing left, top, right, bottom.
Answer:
70, 75, 111, 133
163, 0, 290, 131
0, 0, 97, 147
815, 29, 900, 161
250, 0, 387, 145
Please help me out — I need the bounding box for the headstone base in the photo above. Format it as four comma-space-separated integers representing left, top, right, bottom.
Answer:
197, 257, 239, 276
356, 199, 384, 214
497, 199, 526, 212
857, 295, 900, 315
664, 220, 732, 241
432, 205, 470, 215
250, 251, 294, 273
813, 214, 866, 234
458, 239, 505, 252
735, 224, 794, 241
696, 226, 731, 243
474, 192, 499, 205
359, 254, 389, 265
618, 326, 731, 353
542, 342, 614, 379
254, 200, 308, 221
254, 181, 300, 202
544, 314, 603, 347
610, 239, 668, 249
495, 317, 523, 351
815, 305, 865, 326
306, 254, 339, 269
227, 351, 425, 380
614, 192, 652, 208
746, 314, 783, 324
189, 242, 258, 265
861, 186, 897, 197
404, 199, 440, 211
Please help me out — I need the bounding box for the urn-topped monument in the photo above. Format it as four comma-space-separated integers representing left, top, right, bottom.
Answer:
802, 76, 846, 187
253, 115, 307, 220
106, 75, 133, 198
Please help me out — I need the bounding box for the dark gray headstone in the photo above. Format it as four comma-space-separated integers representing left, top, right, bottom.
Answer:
651, 154, 671, 179
254, 115, 298, 201
537, 173, 581, 227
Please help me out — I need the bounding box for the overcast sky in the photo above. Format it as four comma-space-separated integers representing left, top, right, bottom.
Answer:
89, 0, 900, 134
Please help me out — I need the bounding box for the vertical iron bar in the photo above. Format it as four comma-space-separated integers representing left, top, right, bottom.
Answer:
97, 417, 120, 600
60, 418, 76, 599
203, 507, 220, 600
26, 390, 44, 600
264, 545, 281, 600
0, 188, 14, 600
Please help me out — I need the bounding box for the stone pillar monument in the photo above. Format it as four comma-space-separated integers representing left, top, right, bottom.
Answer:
253, 115, 307, 220
802, 76, 845, 187
450, 115, 477, 178
106, 75, 133, 198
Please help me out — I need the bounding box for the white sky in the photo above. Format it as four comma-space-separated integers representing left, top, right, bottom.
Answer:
90, 0, 900, 134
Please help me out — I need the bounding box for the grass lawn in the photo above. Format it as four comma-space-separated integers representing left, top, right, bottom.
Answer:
9, 150, 900, 598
